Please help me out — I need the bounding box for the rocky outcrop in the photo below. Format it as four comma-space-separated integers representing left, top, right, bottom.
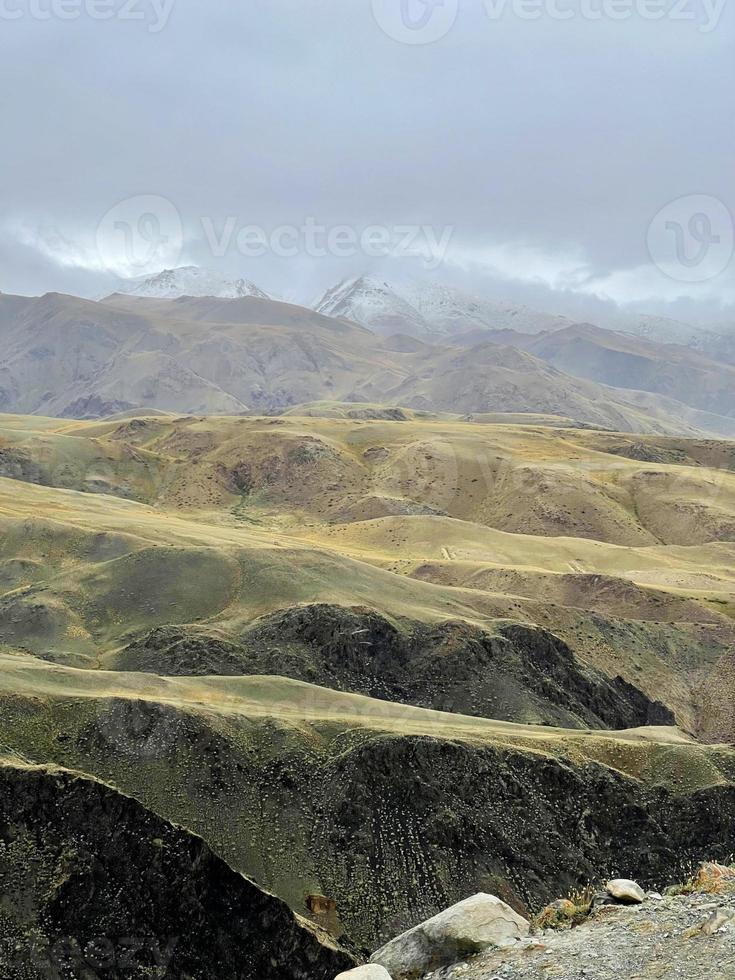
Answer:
118, 604, 674, 731
4, 688, 734, 952
310, 734, 735, 946
60, 395, 136, 419
0, 760, 354, 980
370, 894, 529, 978
0, 448, 45, 484
428, 872, 735, 979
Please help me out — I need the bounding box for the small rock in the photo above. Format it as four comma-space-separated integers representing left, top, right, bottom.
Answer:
701, 909, 735, 935
335, 967, 393, 980
606, 879, 646, 904
517, 939, 548, 952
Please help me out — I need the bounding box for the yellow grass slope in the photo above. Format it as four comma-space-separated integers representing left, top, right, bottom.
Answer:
1, 648, 731, 795
2, 411, 735, 735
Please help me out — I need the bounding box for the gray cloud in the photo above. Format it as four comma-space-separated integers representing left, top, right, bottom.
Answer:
1, 0, 733, 323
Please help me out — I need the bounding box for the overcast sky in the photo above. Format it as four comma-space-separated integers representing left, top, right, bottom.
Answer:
1, 0, 733, 323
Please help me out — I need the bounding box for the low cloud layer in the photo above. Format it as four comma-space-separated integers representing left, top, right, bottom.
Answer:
1, 0, 733, 324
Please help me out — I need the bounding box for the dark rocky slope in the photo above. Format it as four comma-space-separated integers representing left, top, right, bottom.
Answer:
0, 759, 354, 980
118, 604, 673, 731
1, 696, 732, 952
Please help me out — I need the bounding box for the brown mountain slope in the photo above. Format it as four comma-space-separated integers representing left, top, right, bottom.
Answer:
486, 323, 735, 421
379, 344, 668, 434
0, 292, 403, 418
7, 411, 735, 547
2, 406, 735, 949
3, 291, 735, 435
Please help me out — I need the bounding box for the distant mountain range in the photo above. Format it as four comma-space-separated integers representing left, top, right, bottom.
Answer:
108, 266, 734, 356
612, 312, 735, 363
110, 266, 271, 301
451, 322, 735, 421
3, 283, 735, 437
312, 275, 735, 356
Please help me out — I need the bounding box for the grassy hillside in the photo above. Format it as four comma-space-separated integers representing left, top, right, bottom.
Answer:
2, 412, 735, 734
2, 407, 735, 951
1, 652, 735, 949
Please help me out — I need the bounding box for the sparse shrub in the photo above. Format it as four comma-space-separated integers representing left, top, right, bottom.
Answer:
665, 860, 735, 897
534, 885, 595, 931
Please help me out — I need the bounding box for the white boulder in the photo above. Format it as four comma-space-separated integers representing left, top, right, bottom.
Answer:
335, 967, 393, 980
370, 893, 529, 979
606, 879, 646, 904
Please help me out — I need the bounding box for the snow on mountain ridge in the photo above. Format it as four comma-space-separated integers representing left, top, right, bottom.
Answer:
397, 280, 573, 335
315, 276, 432, 335
610, 313, 710, 347
314, 275, 573, 337
112, 266, 271, 300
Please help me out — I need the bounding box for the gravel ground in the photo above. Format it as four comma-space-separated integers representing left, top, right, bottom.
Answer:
429, 890, 735, 980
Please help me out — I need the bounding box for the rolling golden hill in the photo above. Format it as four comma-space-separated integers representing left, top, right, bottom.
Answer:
2, 407, 735, 949
2, 410, 735, 735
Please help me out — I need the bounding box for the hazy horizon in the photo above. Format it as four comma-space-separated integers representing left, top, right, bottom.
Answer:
1, 0, 733, 326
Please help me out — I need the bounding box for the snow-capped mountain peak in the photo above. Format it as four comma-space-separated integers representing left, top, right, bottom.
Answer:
111, 266, 271, 301
314, 274, 572, 338
315, 275, 432, 335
